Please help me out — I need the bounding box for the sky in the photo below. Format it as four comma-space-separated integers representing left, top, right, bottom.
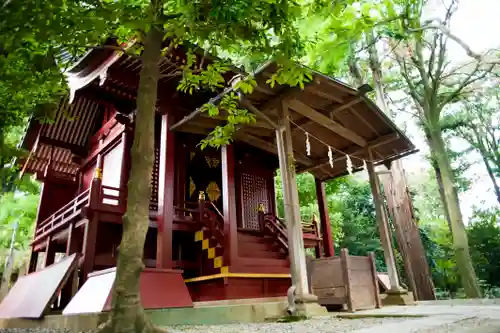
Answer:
401, 0, 500, 222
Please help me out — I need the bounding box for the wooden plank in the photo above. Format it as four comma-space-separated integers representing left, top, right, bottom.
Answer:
288, 99, 367, 147
340, 248, 353, 312
0, 254, 79, 319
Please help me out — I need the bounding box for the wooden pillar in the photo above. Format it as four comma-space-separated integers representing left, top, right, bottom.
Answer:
315, 178, 334, 257
276, 100, 312, 299
366, 149, 403, 292
81, 217, 98, 284
157, 113, 175, 269
221, 144, 238, 266
81, 156, 103, 284
43, 237, 56, 268
28, 249, 38, 273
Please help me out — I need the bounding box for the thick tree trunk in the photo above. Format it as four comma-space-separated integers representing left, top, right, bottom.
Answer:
97, 26, 167, 333
433, 162, 453, 231
427, 126, 481, 298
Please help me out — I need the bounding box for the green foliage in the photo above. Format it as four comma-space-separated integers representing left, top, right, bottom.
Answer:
467, 207, 500, 288
0, 192, 38, 251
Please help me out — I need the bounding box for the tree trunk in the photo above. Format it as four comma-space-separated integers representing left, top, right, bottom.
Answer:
433, 162, 453, 231
477, 142, 500, 204
427, 126, 481, 298
97, 26, 167, 333
482, 155, 500, 204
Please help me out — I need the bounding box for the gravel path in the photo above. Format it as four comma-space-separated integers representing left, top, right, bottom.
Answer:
169, 316, 413, 333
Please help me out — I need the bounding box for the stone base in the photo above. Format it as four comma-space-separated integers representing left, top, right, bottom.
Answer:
381, 291, 416, 306
295, 302, 328, 317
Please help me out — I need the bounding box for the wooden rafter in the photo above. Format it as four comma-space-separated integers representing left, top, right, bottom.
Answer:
288, 99, 367, 147
240, 98, 279, 129
294, 95, 364, 134
234, 131, 313, 166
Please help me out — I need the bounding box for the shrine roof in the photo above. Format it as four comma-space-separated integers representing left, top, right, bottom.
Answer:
18, 45, 415, 181
174, 62, 417, 181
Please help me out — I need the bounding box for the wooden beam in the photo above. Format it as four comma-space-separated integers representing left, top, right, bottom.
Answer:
293, 96, 364, 134
198, 112, 273, 129
300, 133, 399, 173
329, 96, 363, 114
240, 98, 279, 129
288, 99, 367, 147
234, 131, 313, 166
305, 86, 343, 103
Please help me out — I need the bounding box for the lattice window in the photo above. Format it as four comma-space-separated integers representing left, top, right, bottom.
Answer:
241, 172, 269, 230
149, 147, 160, 211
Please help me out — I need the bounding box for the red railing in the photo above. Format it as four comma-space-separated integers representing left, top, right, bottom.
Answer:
34, 188, 91, 242
260, 212, 321, 253
33, 184, 127, 244
99, 185, 126, 214
262, 214, 289, 252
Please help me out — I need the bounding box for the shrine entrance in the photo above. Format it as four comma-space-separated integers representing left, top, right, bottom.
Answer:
185, 145, 223, 212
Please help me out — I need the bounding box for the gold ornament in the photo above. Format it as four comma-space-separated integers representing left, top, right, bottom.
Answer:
205, 156, 220, 168
190, 151, 195, 161
198, 191, 206, 201
189, 177, 196, 198
205, 181, 221, 202
94, 167, 102, 179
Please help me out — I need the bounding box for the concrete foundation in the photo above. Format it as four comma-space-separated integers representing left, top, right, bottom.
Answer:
381, 291, 416, 306
0, 298, 294, 330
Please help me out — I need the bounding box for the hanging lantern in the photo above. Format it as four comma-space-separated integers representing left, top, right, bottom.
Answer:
346, 154, 353, 175
305, 132, 311, 156
328, 146, 333, 168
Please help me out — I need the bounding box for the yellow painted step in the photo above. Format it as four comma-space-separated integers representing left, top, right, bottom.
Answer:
194, 230, 204, 242
220, 266, 229, 274
202, 239, 210, 250
207, 247, 216, 259
213, 256, 223, 268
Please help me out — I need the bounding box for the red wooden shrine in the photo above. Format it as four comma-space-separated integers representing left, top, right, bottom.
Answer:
12, 40, 416, 314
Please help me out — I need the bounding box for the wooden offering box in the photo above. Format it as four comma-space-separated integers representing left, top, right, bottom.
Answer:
307, 249, 381, 312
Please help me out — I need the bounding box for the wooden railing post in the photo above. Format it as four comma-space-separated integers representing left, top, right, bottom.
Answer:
198, 191, 205, 221
89, 154, 103, 210
312, 214, 322, 258
258, 203, 266, 233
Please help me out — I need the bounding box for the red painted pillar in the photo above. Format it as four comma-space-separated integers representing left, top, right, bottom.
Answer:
315, 178, 334, 257
157, 114, 175, 269
221, 144, 238, 267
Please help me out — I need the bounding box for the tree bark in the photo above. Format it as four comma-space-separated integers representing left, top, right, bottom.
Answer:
427, 126, 481, 298
96, 26, 167, 333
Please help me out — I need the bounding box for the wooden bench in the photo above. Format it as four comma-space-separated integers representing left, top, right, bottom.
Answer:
306, 248, 381, 312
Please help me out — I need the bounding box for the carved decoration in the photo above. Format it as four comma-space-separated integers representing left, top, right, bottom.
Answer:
204, 156, 220, 168
206, 181, 221, 202
189, 177, 196, 198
